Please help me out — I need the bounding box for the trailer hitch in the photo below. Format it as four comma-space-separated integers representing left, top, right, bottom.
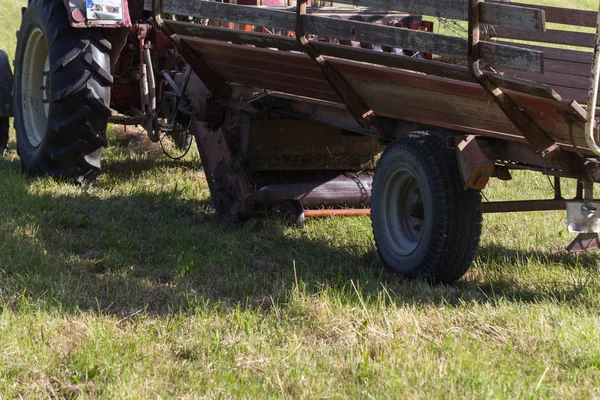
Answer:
134, 24, 160, 142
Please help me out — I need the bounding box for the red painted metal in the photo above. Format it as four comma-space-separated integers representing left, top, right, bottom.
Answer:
191, 115, 251, 221
567, 233, 600, 252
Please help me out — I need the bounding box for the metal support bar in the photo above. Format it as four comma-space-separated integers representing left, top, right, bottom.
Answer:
294, 0, 379, 132
481, 199, 567, 213
554, 176, 562, 199
482, 198, 600, 213
468, 0, 567, 168
584, 0, 600, 156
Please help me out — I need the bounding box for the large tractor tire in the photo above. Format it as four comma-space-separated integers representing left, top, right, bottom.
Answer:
14, 0, 112, 181
371, 132, 483, 283
0, 117, 8, 154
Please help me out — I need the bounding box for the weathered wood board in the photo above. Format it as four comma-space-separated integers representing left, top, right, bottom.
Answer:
146, 0, 546, 30
164, 19, 544, 73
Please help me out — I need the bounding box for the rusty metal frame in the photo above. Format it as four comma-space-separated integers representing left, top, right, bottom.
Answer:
467, 0, 568, 168
294, 0, 379, 133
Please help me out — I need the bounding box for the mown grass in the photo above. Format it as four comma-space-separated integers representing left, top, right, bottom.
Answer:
1, 0, 600, 398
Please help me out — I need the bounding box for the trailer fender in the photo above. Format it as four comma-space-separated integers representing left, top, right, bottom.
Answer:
0, 50, 13, 117
63, 0, 131, 28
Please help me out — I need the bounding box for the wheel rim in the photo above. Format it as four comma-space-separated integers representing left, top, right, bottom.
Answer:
21, 28, 49, 148
382, 168, 426, 256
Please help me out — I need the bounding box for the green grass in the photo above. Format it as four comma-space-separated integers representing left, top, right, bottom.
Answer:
2, 0, 600, 398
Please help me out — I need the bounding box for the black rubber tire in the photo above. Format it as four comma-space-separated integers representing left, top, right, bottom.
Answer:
0, 117, 8, 153
14, 0, 112, 181
371, 132, 482, 283
280, 199, 306, 228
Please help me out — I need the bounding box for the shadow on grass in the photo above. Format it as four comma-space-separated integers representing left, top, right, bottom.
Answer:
101, 157, 201, 181
0, 156, 597, 317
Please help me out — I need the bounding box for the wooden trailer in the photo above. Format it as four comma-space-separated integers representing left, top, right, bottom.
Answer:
145, 0, 600, 282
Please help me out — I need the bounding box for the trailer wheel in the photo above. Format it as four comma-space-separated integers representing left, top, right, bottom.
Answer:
14, 0, 111, 181
371, 132, 482, 283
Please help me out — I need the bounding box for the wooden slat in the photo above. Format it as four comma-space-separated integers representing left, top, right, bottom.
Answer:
488, 27, 595, 48
166, 18, 543, 73
502, 42, 593, 65
147, 0, 295, 31
487, 0, 596, 28
321, 1, 544, 27
312, 41, 474, 82
479, 41, 543, 74
302, 14, 466, 57
480, 2, 545, 31
483, 72, 561, 101
146, 0, 545, 30
165, 20, 302, 51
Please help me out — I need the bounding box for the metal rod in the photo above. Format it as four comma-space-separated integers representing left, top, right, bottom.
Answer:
585, 0, 600, 156
554, 176, 562, 199
162, 71, 179, 93
144, 47, 156, 111
482, 199, 567, 213
304, 209, 371, 218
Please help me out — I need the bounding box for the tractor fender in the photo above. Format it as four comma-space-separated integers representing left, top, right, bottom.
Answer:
62, 0, 132, 28
0, 50, 13, 117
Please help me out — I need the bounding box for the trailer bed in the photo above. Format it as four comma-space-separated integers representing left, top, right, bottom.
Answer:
147, 0, 600, 170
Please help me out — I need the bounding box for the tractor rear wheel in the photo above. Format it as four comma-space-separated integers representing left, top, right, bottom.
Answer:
0, 117, 8, 154
14, 0, 112, 181
371, 132, 482, 283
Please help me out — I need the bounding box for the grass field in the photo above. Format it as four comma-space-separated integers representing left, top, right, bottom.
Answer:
1, 0, 600, 398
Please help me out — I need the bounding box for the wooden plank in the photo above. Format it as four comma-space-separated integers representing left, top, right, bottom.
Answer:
351, 81, 514, 125
186, 39, 328, 79
302, 14, 466, 56
147, 0, 467, 20
167, 18, 543, 73
331, 57, 573, 114
487, 27, 595, 48
504, 69, 589, 91
480, 2, 545, 31
483, 72, 561, 101
146, 0, 295, 31
544, 58, 592, 77
303, 15, 543, 72
147, 0, 544, 29
499, 42, 593, 64
479, 41, 543, 74
165, 20, 301, 51
312, 41, 474, 82
487, 0, 597, 28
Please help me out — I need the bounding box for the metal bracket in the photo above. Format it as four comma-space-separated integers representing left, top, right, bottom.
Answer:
152, 0, 164, 28
295, 0, 379, 132
468, 0, 564, 167
567, 233, 600, 253
456, 135, 495, 190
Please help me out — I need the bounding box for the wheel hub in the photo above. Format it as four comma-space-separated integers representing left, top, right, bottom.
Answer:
21, 28, 49, 147
383, 169, 426, 256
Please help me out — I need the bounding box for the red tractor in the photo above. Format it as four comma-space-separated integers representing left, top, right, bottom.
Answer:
10, 0, 416, 181
11, 0, 186, 180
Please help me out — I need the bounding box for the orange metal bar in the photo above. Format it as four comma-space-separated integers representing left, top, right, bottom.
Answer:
303, 209, 371, 218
